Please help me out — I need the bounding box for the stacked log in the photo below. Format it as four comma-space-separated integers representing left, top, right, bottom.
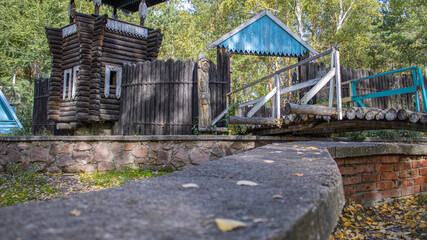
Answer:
75, 12, 94, 122
45, 27, 62, 122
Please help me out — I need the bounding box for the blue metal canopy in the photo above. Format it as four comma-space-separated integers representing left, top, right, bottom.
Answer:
0, 88, 23, 134
207, 11, 318, 57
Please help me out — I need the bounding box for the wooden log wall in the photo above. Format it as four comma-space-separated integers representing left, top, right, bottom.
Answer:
45, 27, 62, 122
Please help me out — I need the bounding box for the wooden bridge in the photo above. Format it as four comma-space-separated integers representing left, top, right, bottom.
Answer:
203, 48, 427, 136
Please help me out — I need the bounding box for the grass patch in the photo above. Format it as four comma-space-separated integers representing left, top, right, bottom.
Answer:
0, 163, 60, 206
76, 166, 169, 189
0, 165, 170, 207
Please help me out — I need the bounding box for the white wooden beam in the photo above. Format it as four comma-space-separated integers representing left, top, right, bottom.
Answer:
247, 87, 277, 117
300, 68, 335, 105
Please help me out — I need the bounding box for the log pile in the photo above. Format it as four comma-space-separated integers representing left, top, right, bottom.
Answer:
245, 103, 427, 135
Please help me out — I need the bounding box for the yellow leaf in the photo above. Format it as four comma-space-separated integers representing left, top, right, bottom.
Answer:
253, 218, 268, 223
236, 180, 258, 186
69, 209, 82, 216
307, 147, 318, 150
419, 223, 426, 228
293, 173, 304, 177
342, 217, 350, 222
215, 218, 246, 232
263, 160, 275, 163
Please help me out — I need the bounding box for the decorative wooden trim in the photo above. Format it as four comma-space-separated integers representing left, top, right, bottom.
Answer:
63, 69, 72, 100
62, 24, 77, 38
104, 65, 123, 99
105, 19, 148, 38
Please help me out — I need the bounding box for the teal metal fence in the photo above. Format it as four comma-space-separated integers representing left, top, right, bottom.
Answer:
351, 66, 427, 112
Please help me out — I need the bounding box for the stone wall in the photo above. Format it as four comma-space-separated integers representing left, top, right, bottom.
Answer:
0, 136, 304, 173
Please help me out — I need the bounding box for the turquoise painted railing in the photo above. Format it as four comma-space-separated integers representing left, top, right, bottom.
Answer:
351, 66, 427, 112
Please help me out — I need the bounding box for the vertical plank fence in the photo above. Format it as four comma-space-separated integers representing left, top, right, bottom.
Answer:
32, 78, 56, 135
116, 58, 226, 135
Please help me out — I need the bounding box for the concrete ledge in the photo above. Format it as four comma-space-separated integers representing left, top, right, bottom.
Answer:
326, 142, 427, 158
0, 135, 325, 142
0, 142, 344, 240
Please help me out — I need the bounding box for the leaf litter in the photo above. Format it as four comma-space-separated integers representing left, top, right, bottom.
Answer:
331, 194, 426, 240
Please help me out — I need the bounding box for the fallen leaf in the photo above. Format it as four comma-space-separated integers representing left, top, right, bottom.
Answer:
307, 147, 318, 150
275, 151, 282, 153
182, 183, 199, 188
236, 180, 258, 186
69, 209, 82, 216
253, 218, 268, 223
263, 160, 275, 163
215, 218, 246, 232
293, 173, 304, 177
272, 194, 283, 199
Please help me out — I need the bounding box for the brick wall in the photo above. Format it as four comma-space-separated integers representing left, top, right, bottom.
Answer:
335, 155, 427, 205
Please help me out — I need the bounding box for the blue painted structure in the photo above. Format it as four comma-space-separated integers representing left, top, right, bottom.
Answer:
0, 88, 23, 133
351, 66, 427, 112
207, 10, 318, 57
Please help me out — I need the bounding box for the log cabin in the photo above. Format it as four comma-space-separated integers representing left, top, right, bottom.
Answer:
45, 0, 166, 131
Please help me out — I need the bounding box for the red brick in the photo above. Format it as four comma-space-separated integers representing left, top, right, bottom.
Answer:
381, 172, 399, 181
348, 195, 362, 203
357, 164, 375, 173
376, 164, 393, 172
344, 186, 357, 196
340, 166, 358, 175
363, 173, 381, 182
357, 183, 375, 192
412, 160, 427, 168
400, 169, 418, 178
419, 168, 427, 176
381, 155, 400, 163
401, 186, 420, 196
335, 158, 345, 166
394, 162, 412, 171
414, 176, 427, 185
376, 181, 394, 190
421, 183, 427, 192
382, 189, 401, 198
363, 192, 382, 201
397, 179, 414, 188
343, 176, 362, 186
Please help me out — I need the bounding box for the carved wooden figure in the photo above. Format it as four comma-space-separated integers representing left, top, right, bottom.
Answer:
197, 52, 211, 128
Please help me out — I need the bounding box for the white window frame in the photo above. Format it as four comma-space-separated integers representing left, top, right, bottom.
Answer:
63, 69, 73, 100
72, 66, 80, 100
104, 65, 122, 99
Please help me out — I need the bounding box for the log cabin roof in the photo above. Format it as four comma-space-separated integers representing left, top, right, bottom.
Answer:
88, 0, 167, 12
207, 10, 318, 57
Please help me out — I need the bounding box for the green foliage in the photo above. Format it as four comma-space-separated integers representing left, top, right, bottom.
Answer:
77, 166, 169, 189
0, 163, 59, 206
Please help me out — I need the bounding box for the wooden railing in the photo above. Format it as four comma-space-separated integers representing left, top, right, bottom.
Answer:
209, 48, 343, 127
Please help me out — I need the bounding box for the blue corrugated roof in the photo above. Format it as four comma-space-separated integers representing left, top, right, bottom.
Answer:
207, 11, 318, 57
0, 88, 23, 133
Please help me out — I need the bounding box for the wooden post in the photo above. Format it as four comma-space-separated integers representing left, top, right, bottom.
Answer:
197, 52, 211, 128
335, 49, 342, 120
68, 0, 76, 24
93, 0, 101, 15
217, 47, 231, 93
139, 0, 147, 26
274, 74, 281, 119
329, 49, 335, 107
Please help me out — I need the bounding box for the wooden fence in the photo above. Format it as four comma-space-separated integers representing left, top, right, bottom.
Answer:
32, 78, 62, 135
115, 59, 227, 135
301, 63, 427, 110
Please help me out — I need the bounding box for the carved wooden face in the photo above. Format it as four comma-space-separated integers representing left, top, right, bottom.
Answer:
201, 61, 209, 72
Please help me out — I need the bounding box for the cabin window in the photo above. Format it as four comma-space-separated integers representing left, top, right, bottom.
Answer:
105, 65, 122, 99
72, 66, 80, 100
63, 69, 73, 100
